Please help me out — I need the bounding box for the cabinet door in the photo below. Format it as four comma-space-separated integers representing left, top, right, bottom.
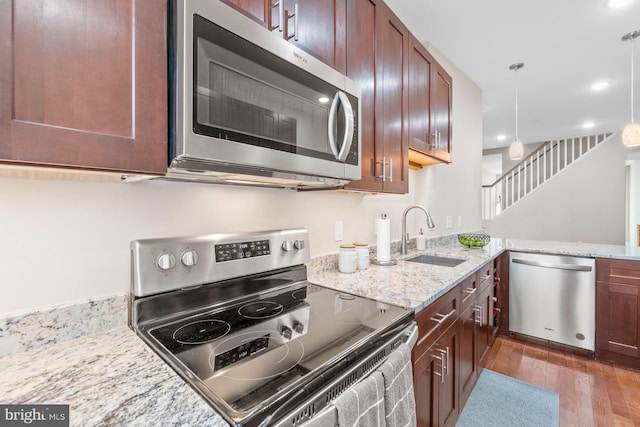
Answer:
375, 2, 409, 193
0, 0, 167, 174
413, 346, 438, 427
431, 62, 452, 162
220, 0, 270, 26
496, 251, 510, 336
478, 284, 493, 365
436, 320, 460, 427
459, 303, 479, 409
343, 0, 381, 192
408, 34, 433, 156
282, 0, 346, 73
595, 258, 640, 368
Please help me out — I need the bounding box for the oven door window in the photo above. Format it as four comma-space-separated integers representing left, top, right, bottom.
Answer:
192, 14, 358, 166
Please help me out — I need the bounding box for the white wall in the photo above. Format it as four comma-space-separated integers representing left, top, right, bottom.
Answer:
0, 48, 483, 316
412, 44, 483, 233
483, 133, 628, 244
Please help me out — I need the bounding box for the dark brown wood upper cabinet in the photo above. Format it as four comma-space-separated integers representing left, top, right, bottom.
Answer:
220, 0, 271, 26
223, 0, 347, 73
0, 0, 167, 174
344, 0, 408, 193
283, 0, 346, 74
408, 34, 452, 166
432, 62, 452, 162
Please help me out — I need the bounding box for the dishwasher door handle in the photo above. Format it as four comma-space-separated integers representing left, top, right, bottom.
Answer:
512, 258, 593, 272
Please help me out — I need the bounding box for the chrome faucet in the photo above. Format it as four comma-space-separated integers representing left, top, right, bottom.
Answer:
401, 205, 435, 254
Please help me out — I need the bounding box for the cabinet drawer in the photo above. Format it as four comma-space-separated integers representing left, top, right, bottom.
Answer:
414, 285, 461, 359
477, 261, 494, 293
597, 258, 640, 286
460, 274, 478, 312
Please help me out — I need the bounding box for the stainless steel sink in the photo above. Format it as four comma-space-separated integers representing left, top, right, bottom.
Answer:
404, 254, 467, 267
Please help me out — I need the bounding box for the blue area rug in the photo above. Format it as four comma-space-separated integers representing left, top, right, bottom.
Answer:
456, 369, 559, 427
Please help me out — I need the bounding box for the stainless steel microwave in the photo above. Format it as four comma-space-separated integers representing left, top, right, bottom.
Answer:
168, 0, 361, 189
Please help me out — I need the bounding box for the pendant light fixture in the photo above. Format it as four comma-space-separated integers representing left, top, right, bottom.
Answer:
509, 63, 525, 160
622, 30, 640, 147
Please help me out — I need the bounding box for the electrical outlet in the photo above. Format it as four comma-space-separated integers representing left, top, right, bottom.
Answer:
446, 216, 453, 228
457, 215, 462, 227
334, 221, 343, 241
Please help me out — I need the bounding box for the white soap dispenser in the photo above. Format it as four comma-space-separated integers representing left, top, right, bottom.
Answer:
416, 228, 427, 250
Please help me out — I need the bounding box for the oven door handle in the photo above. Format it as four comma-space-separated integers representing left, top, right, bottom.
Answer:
327, 91, 355, 162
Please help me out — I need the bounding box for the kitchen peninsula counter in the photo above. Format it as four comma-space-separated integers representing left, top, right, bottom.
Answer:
3, 237, 639, 426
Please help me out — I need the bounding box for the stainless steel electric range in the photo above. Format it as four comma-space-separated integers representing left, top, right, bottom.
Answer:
129, 229, 416, 427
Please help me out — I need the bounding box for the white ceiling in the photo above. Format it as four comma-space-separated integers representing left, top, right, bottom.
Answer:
384, 0, 640, 150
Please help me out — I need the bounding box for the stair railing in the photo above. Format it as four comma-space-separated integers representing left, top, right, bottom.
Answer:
482, 133, 611, 220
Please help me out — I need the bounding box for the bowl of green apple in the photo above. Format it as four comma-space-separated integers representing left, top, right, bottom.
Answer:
458, 233, 490, 248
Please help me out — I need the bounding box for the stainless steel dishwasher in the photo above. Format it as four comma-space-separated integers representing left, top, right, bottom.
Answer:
509, 252, 595, 351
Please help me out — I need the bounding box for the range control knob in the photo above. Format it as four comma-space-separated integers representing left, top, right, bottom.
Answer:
294, 239, 305, 250
293, 321, 305, 334
157, 253, 176, 271
280, 326, 293, 340
181, 250, 199, 267
282, 241, 293, 251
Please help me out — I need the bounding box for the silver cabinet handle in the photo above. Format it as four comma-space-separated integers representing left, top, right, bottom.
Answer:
463, 287, 476, 295
377, 156, 386, 181
389, 157, 393, 182
285, 3, 298, 41
431, 352, 444, 382
512, 258, 593, 272
473, 305, 481, 325
294, 3, 298, 41
268, 0, 283, 32
430, 308, 455, 325
327, 91, 354, 162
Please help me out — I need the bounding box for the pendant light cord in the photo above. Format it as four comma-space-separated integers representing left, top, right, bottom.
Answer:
631, 36, 635, 123
515, 70, 519, 140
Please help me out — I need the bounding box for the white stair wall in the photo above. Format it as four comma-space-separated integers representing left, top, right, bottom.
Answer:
482, 132, 627, 244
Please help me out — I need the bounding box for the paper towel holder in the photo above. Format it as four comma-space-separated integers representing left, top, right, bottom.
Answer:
372, 259, 398, 266
372, 213, 397, 266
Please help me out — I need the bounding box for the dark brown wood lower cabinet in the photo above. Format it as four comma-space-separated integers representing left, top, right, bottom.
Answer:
478, 284, 494, 365
412, 258, 501, 427
413, 319, 460, 427
459, 303, 479, 409
595, 258, 640, 369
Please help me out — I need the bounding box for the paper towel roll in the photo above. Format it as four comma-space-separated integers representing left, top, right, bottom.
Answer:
375, 216, 391, 262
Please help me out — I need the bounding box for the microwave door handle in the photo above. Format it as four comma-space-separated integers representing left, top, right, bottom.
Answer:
328, 92, 340, 159
336, 91, 355, 162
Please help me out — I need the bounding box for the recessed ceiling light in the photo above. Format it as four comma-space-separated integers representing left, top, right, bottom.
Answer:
582, 121, 595, 129
606, 0, 632, 8
590, 80, 612, 91
318, 96, 330, 103
497, 134, 507, 141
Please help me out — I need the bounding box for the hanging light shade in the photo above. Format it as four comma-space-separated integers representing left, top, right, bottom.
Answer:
509, 63, 525, 160
622, 30, 640, 147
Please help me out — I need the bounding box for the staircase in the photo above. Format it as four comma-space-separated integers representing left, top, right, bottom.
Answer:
482, 133, 612, 220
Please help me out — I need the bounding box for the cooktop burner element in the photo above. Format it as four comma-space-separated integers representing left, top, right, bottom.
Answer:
238, 301, 284, 319
130, 229, 415, 427
173, 320, 231, 344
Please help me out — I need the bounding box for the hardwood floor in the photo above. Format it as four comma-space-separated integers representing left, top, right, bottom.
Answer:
484, 337, 640, 426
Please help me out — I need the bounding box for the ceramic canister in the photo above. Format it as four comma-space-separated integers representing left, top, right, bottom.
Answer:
338, 244, 357, 273
353, 242, 370, 270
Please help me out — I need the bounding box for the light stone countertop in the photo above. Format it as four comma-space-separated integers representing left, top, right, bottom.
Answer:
308, 238, 640, 312
0, 326, 229, 427
308, 238, 507, 312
